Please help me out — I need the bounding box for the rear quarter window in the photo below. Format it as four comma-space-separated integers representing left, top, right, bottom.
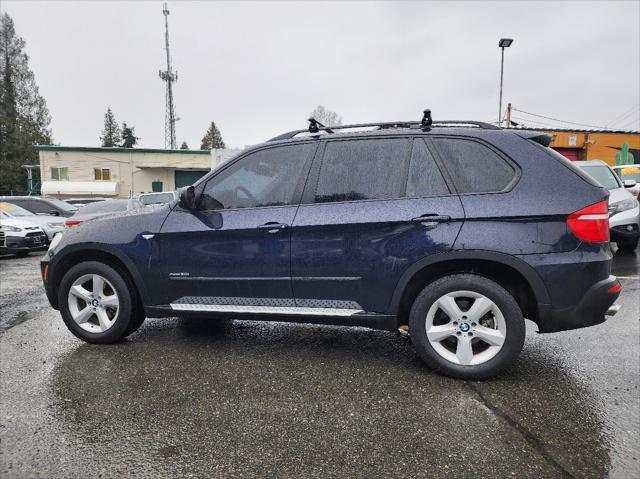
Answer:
432, 138, 516, 194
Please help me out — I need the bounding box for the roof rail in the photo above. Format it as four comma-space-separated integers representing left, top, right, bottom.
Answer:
268, 113, 501, 141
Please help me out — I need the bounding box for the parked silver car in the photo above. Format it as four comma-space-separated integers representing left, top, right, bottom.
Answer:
64, 199, 142, 227
0, 202, 65, 240
576, 160, 639, 253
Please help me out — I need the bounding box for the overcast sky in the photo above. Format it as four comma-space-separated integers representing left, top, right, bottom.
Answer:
2, 0, 639, 149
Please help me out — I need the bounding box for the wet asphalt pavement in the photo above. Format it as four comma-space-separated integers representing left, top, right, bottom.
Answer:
0, 251, 638, 478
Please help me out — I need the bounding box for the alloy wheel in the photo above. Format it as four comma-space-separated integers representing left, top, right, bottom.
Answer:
67, 274, 120, 333
425, 290, 507, 366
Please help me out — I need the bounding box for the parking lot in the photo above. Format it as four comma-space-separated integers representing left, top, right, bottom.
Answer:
0, 251, 638, 478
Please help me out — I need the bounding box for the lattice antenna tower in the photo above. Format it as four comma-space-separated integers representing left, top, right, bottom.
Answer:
159, 2, 177, 149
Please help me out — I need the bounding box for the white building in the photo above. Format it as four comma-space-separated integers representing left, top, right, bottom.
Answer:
35, 146, 241, 199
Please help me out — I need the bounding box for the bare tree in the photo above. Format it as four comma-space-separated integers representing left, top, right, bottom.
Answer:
309, 105, 343, 127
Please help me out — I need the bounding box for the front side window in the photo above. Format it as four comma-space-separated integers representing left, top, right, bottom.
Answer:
433, 138, 516, 194
200, 143, 315, 210
315, 138, 407, 203
94, 168, 111, 180
51, 167, 69, 180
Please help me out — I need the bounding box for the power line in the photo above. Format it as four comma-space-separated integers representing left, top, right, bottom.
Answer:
512, 107, 608, 130
606, 104, 640, 127
618, 114, 640, 131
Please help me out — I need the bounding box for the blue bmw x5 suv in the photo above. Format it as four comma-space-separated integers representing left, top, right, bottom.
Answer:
41, 114, 622, 379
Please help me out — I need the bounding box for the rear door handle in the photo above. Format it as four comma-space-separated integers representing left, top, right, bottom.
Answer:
411, 214, 451, 223
257, 222, 289, 232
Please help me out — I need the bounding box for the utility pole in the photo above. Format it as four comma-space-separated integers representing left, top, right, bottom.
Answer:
159, 3, 177, 149
506, 103, 512, 128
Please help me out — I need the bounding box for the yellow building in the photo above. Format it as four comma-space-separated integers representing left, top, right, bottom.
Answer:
540, 129, 639, 165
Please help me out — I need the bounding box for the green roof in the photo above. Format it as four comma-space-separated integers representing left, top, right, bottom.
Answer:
34, 145, 211, 155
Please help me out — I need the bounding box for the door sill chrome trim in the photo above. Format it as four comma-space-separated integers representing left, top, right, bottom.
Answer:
169, 304, 364, 316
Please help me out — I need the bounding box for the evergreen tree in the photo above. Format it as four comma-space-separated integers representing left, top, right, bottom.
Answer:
180, 141, 189, 150
120, 122, 139, 148
200, 121, 226, 150
100, 107, 120, 147
0, 13, 52, 194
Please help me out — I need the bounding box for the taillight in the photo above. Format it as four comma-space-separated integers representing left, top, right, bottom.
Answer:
567, 200, 610, 243
64, 220, 81, 227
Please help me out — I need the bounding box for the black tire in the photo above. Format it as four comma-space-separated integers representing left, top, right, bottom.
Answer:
617, 239, 638, 254
58, 261, 136, 344
124, 304, 146, 336
409, 274, 525, 380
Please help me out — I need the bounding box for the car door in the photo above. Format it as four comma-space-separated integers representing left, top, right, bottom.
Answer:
290, 136, 465, 314
153, 142, 316, 309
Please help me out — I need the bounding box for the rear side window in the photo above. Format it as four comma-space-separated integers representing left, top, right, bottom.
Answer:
433, 138, 515, 193
406, 139, 449, 197
315, 139, 407, 203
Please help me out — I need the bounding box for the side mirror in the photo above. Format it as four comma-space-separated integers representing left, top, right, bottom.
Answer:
624, 179, 637, 188
179, 186, 197, 210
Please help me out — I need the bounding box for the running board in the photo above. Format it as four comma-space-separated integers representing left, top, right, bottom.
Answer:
170, 303, 364, 317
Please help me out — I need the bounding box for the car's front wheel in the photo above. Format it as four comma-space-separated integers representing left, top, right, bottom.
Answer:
58, 261, 138, 344
617, 238, 638, 254
409, 274, 525, 379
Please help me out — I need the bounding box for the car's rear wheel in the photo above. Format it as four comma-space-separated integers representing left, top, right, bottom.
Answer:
409, 274, 525, 379
58, 261, 136, 344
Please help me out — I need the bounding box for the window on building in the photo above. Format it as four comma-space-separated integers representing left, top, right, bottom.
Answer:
200, 143, 315, 210
50, 167, 69, 181
315, 139, 408, 203
406, 139, 450, 197
94, 168, 111, 181
432, 138, 516, 194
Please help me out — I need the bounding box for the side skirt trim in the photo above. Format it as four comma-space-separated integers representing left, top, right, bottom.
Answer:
169, 304, 364, 316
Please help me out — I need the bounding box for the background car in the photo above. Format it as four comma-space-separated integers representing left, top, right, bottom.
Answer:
576, 160, 640, 253
0, 212, 48, 256
0, 196, 78, 217
64, 199, 142, 227
611, 164, 640, 197
138, 191, 178, 206
65, 197, 110, 207
0, 202, 65, 240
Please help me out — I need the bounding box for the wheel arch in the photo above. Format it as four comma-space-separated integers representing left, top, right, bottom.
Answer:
49, 245, 149, 310
389, 250, 550, 327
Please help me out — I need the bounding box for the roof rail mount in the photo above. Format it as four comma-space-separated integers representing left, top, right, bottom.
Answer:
268, 111, 500, 141
421, 109, 433, 129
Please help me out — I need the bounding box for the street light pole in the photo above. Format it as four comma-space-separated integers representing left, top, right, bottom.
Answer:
498, 38, 514, 126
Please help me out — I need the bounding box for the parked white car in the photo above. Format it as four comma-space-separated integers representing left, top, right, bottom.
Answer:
0, 202, 65, 240
138, 191, 178, 206
0, 214, 48, 256
576, 160, 640, 253
611, 164, 640, 197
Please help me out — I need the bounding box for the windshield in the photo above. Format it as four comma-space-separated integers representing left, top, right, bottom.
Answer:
78, 200, 129, 214
139, 193, 174, 205
580, 165, 621, 190
0, 202, 35, 217
44, 197, 78, 212
615, 166, 640, 183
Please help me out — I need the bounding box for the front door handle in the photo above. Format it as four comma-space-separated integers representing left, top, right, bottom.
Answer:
411, 214, 451, 223
257, 222, 289, 232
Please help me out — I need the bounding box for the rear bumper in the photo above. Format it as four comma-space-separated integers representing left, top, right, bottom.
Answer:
537, 275, 621, 333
